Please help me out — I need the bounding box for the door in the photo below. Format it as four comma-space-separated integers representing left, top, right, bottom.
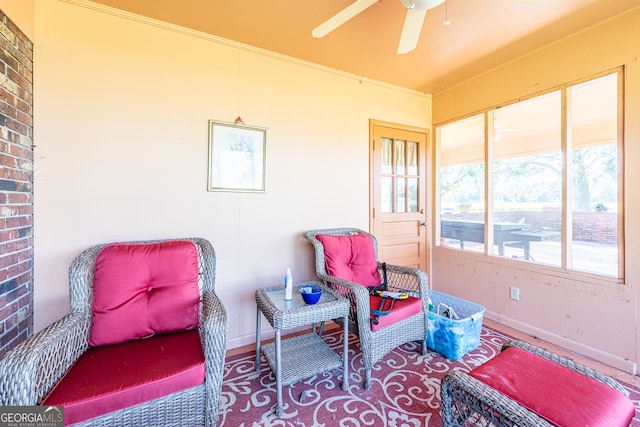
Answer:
370, 120, 429, 271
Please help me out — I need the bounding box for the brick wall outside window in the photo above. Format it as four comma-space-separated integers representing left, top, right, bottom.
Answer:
0, 10, 34, 357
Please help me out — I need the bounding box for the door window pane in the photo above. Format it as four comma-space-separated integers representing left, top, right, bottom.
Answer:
396, 178, 406, 213
570, 74, 619, 276
395, 140, 406, 175
408, 178, 418, 212
382, 138, 392, 175
408, 141, 418, 176
381, 176, 393, 213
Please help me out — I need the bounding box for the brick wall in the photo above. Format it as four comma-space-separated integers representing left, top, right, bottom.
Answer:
442, 209, 618, 245
0, 10, 34, 357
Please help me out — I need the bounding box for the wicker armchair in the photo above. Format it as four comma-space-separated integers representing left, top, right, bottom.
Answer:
305, 228, 429, 389
441, 339, 634, 427
0, 238, 228, 427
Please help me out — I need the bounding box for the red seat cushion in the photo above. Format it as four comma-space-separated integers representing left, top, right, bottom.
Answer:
369, 295, 423, 331
42, 330, 205, 426
469, 346, 635, 427
90, 240, 200, 346
316, 233, 381, 288
317, 233, 422, 330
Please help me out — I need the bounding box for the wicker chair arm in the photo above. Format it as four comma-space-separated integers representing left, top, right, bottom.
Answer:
319, 264, 428, 297
381, 262, 429, 301
319, 268, 430, 354
192, 238, 217, 294
382, 262, 428, 281
0, 313, 90, 405
317, 273, 366, 295
441, 370, 553, 427
502, 340, 629, 395
200, 290, 229, 427
318, 274, 372, 334
201, 290, 228, 364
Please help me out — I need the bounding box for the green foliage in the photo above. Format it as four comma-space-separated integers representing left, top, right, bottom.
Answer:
441, 144, 617, 212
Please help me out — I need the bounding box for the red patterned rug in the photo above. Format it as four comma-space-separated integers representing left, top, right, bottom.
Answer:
220, 326, 640, 426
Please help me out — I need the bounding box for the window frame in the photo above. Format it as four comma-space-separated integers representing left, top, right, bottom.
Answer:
434, 68, 625, 282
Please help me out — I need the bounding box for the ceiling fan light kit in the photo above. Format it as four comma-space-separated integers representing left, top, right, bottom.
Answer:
312, 0, 447, 55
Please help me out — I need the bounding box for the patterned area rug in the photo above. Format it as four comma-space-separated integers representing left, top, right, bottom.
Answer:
220, 326, 640, 426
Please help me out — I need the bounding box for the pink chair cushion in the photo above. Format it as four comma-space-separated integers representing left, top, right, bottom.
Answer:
42, 330, 205, 426
469, 346, 635, 427
89, 240, 200, 347
316, 233, 381, 288
369, 294, 423, 331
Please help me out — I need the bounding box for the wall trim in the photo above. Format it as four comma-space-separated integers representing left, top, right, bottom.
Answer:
60, 0, 431, 98
486, 311, 638, 375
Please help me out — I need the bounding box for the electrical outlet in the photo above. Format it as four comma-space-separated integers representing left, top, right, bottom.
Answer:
510, 286, 520, 301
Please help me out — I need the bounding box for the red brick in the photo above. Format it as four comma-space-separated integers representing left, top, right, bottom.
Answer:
0, 253, 19, 269
0, 229, 17, 242
0, 326, 19, 348
8, 142, 31, 158
7, 193, 28, 204
0, 153, 17, 167
7, 260, 29, 278
0, 300, 18, 321
18, 205, 33, 215
6, 216, 30, 228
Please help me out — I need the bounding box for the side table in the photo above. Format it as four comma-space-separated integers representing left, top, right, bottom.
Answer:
255, 281, 350, 416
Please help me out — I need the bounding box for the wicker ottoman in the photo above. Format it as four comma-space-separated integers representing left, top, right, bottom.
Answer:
441, 340, 635, 427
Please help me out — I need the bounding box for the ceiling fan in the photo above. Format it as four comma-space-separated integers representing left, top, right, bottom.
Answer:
312, 0, 446, 55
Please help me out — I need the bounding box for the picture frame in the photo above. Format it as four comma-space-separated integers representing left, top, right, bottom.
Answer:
207, 120, 267, 192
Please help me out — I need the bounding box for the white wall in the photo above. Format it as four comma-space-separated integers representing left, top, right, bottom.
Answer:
30, 0, 431, 348
0, 0, 33, 41
432, 7, 640, 373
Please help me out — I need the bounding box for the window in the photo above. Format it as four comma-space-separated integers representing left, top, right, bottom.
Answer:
439, 114, 485, 253
437, 71, 623, 278
381, 137, 420, 213
569, 75, 620, 275
491, 91, 562, 266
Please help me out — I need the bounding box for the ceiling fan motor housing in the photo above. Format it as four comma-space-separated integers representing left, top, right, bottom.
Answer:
400, 0, 446, 11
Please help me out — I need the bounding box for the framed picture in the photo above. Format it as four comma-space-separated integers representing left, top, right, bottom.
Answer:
207, 120, 267, 192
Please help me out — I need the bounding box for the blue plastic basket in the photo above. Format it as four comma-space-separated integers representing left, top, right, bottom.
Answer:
427, 290, 486, 360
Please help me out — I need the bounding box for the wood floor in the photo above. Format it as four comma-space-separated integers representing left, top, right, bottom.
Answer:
228, 318, 640, 389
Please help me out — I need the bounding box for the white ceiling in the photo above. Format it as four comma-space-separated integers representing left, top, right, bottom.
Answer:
88, 0, 640, 94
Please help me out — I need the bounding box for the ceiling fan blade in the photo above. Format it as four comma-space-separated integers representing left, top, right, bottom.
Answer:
397, 8, 427, 54
312, 0, 378, 38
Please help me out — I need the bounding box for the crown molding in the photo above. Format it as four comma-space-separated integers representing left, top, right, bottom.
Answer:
59, 0, 430, 98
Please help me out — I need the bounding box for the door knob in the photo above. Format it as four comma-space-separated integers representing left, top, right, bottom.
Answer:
420, 222, 427, 227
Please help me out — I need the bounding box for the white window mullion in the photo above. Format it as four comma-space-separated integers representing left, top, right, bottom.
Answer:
562, 86, 573, 270
485, 111, 494, 256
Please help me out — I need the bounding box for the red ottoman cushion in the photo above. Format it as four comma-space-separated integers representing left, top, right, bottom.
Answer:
469, 346, 635, 427
42, 330, 205, 426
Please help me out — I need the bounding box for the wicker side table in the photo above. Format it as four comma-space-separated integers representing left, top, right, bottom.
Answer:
255, 281, 350, 416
